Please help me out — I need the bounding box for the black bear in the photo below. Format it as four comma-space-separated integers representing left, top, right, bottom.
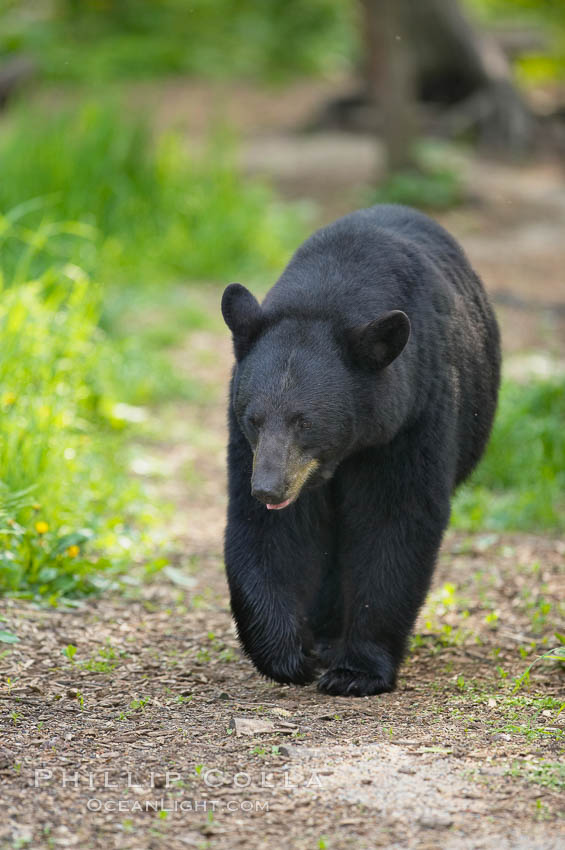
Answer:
221, 204, 500, 697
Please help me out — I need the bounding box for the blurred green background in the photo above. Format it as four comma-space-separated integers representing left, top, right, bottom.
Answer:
0, 0, 563, 599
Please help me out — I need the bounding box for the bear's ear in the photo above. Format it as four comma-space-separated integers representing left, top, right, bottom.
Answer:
346, 310, 411, 371
221, 283, 264, 361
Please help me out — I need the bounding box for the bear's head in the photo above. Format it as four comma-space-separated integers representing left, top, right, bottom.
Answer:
222, 283, 410, 510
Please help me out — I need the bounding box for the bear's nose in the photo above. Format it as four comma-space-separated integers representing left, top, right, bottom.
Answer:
252, 486, 286, 506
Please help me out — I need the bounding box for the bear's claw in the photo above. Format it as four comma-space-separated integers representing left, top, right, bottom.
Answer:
317, 667, 396, 697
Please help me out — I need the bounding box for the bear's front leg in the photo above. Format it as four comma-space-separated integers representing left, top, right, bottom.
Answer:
318, 444, 451, 697
226, 551, 317, 685
225, 411, 331, 685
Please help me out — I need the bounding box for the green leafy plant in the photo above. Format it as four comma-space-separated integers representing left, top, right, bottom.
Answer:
512, 645, 565, 693
0, 101, 309, 599
373, 166, 464, 211
469, 0, 565, 83
0, 0, 355, 83
453, 378, 565, 531
0, 268, 150, 597
0, 103, 305, 288
62, 645, 78, 662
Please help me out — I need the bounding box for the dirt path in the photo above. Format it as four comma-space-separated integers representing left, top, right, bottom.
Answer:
2, 81, 565, 849
1, 526, 564, 850
1, 310, 564, 849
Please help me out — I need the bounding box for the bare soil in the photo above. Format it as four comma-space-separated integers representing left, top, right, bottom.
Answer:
1, 79, 564, 849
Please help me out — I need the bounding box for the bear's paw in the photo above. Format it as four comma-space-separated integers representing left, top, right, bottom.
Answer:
261, 650, 318, 686
317, 667, 396, 697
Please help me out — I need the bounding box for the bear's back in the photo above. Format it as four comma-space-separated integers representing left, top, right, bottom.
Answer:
261, 204, 500, 489
263, 205, 474, 324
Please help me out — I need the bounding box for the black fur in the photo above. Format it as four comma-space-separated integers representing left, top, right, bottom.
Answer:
221, 204, 500, 697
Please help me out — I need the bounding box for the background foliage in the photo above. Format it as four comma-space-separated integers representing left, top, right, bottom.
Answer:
0, 103, 303, 286
1, 0, 565, 83
469, 0, 565, 82
0, 0, 563, 598
0, 0, 355, 82
0, 103, 304, 598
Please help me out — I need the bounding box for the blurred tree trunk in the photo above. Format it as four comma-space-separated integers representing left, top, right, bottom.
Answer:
317, 0, 535, 160
399, 0, 535, 153
361, 0, 418, 173
0, 57, 35, 109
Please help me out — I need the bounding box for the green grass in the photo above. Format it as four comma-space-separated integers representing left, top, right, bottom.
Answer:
507, 759, 565, 792
0, 0, 355, 82
372, 167, 464, 211
453, 378, 565, 531
4, 0, 565, 87
0, 272, 147, 597
0, 102, 304, 288
0, 261, 205, 599
370, 142, 466, 211
0, 102, 306, 599
4, 0, 565, 98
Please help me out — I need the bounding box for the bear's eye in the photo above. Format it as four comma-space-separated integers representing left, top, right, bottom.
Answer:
248, 414, 263, 430
292, 415, 312, 431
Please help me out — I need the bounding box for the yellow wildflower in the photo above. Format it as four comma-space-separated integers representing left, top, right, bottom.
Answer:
35, 521, 49, 534
2, 392, 16, 406
67, 545, 80, 558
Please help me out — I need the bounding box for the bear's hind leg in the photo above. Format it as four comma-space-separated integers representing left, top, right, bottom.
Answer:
309, 558, 343, 668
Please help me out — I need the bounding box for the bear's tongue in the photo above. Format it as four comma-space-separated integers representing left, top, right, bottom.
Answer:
266, 498, 292, 511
